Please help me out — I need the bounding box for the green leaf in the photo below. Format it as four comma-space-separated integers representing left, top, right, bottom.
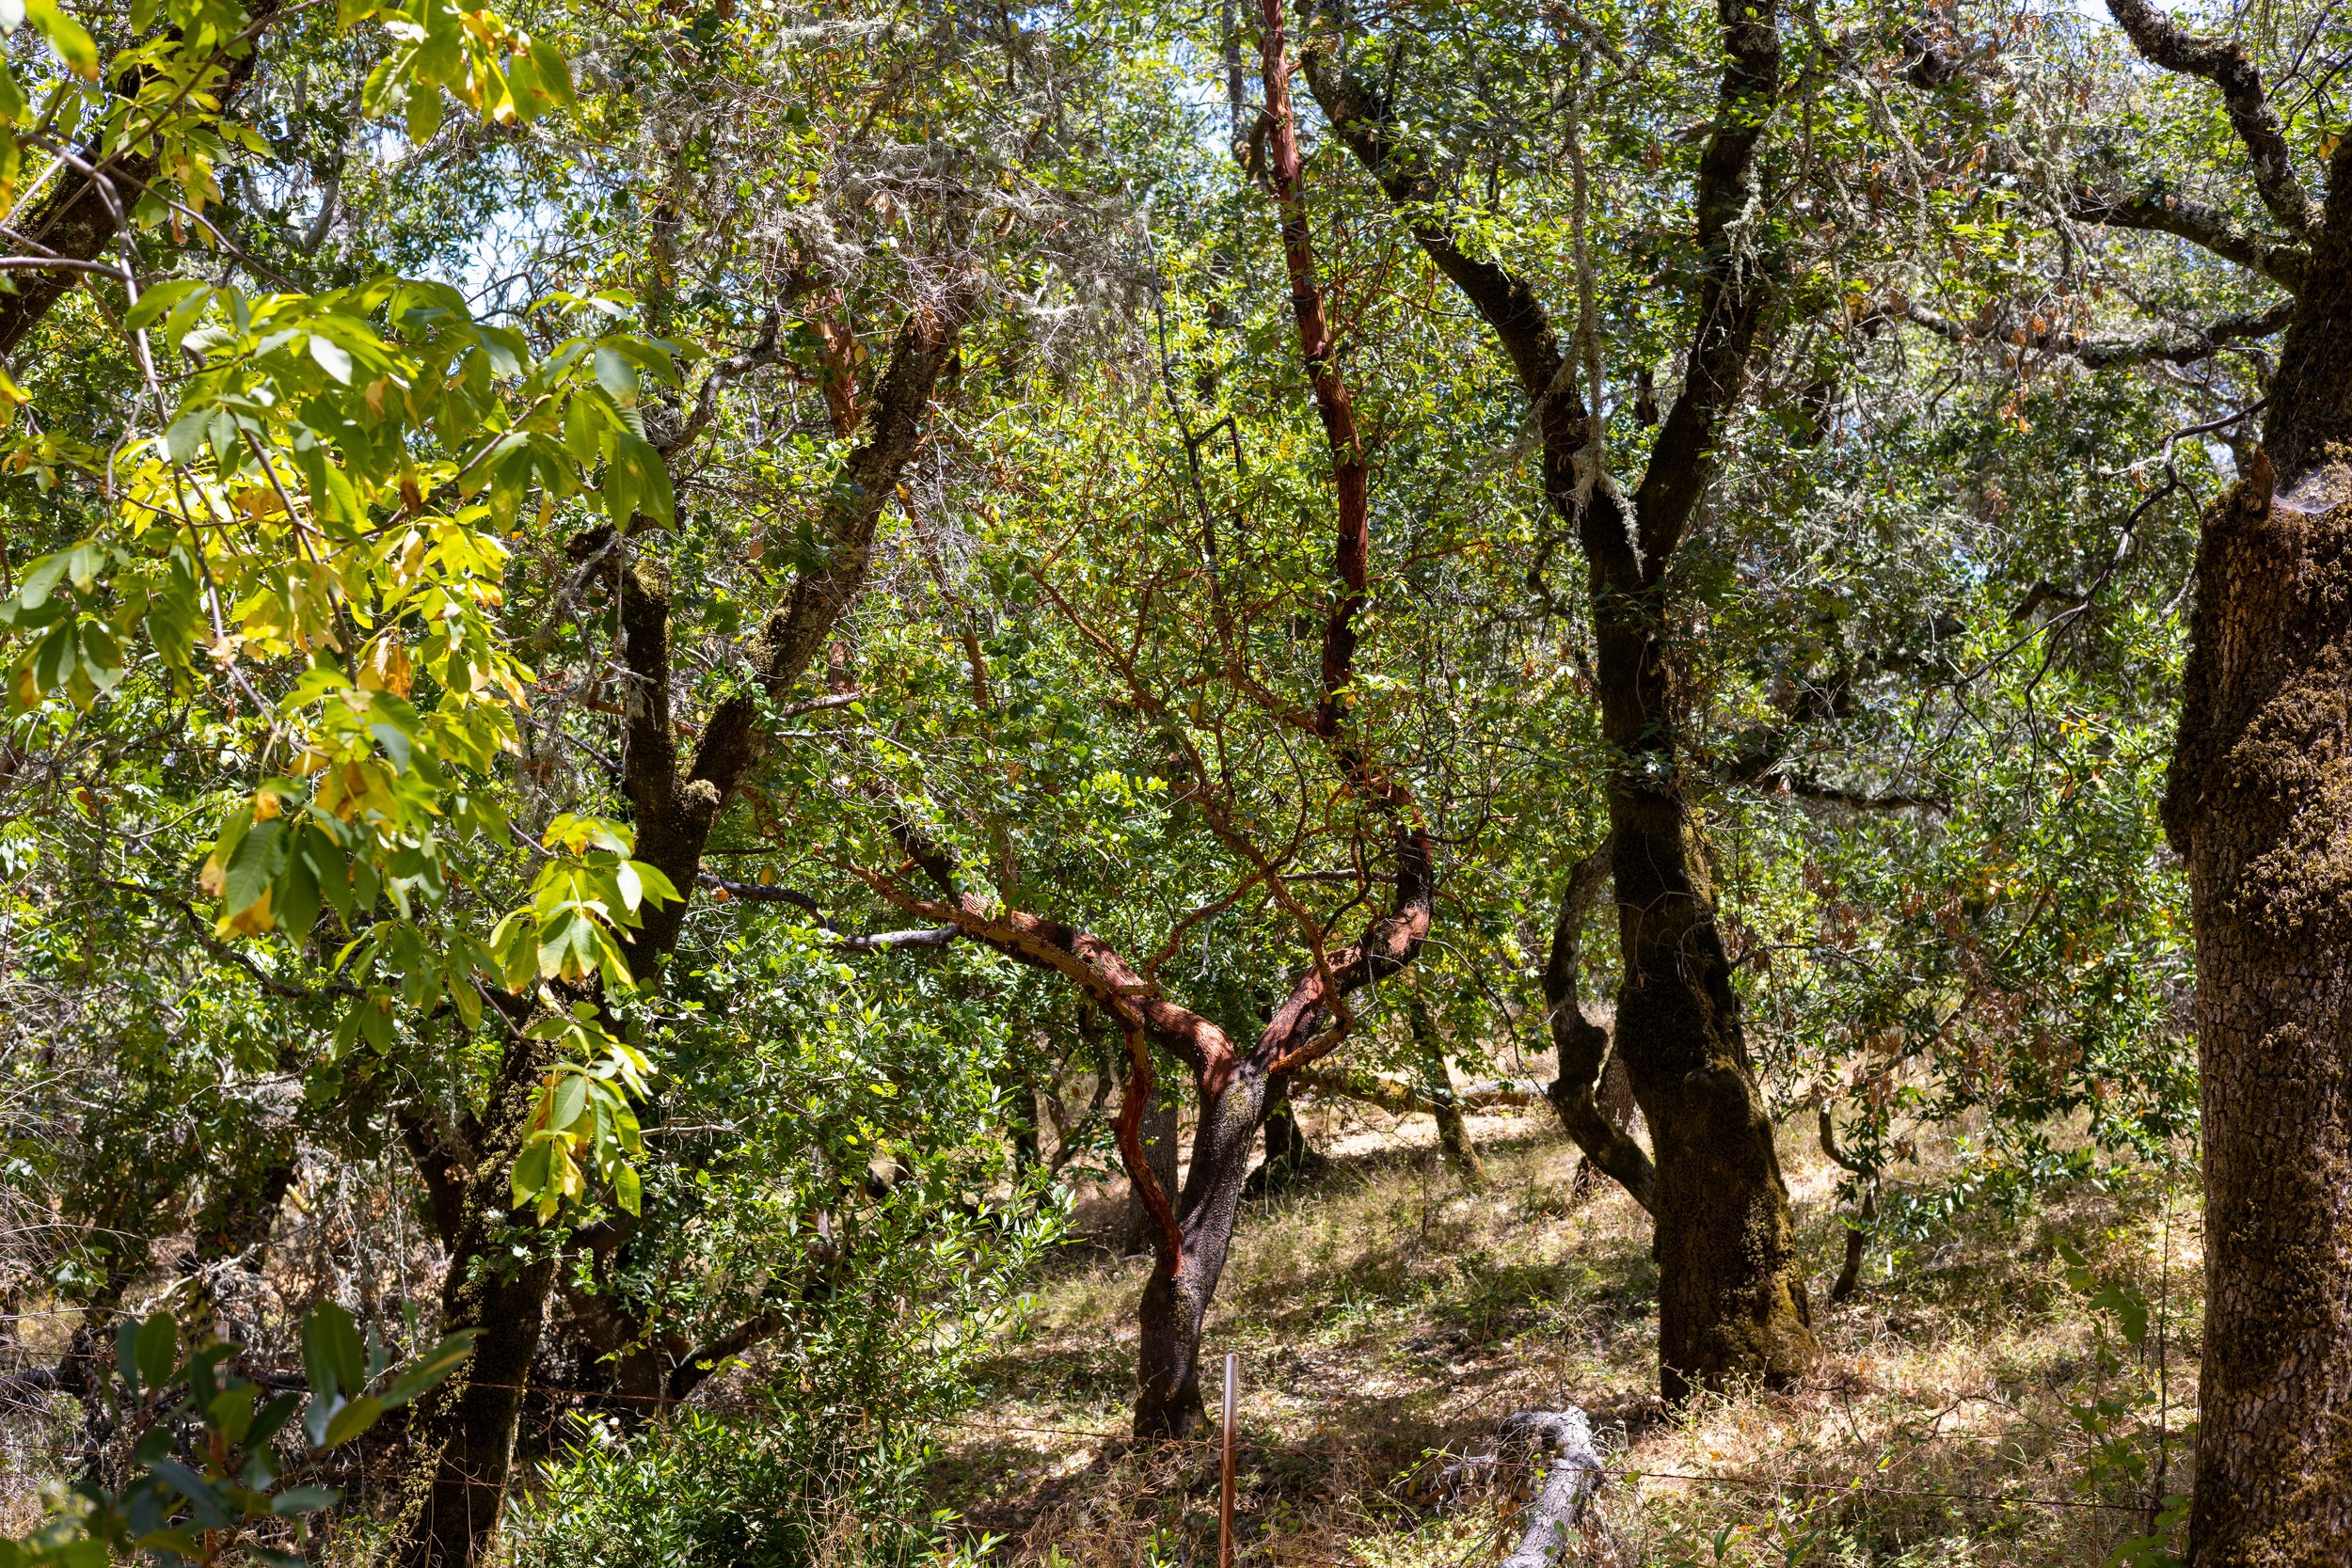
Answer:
381, 1330, 474, 1407
146, 1459, 230, 1527
271, 1485, 341, 1516
405, 78, 444, 142
627, 860, 680, 908
309, 334, 355, 384
208, 1385, 257, 1446
75, 621, 121, 694
125, 279, 207, 332
223, 818, 289, 917
302, 1301, 365, 1405
613, 1162, 642, 1214
608, 432, 674, 528
527, 36, 573, 103
134, 1309, 178, 1392
165, 406, 213, 467
593, 344, 641, 408
114, 1316, 141, 1397
511, 1138, 550, 1205
550, 1073, 587, 1131
247, 1390, 302, 1449
24, 0, 96, 78
320, 1394, 384, 1449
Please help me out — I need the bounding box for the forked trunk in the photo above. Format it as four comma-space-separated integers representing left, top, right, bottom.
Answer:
1596, 554, 1813, 1394
2165, 365, 2352, 1560
1135, 1063, 1269, 1437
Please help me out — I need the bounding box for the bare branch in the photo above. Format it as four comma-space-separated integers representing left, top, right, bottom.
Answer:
692, 872, 957, 950
1539, 847, 1657, 1213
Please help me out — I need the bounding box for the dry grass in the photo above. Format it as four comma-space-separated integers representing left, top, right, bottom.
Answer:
928, 1100, 2198, 1567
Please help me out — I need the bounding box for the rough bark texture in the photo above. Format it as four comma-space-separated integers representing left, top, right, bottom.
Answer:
2164, 459, 2352, 1568
626, 291, 979, 960
2065, 12, 2352, 1557
1137, 1059, 1270, 1434
1495, 1409, 1606, 1568
2265, 148, 2352, 483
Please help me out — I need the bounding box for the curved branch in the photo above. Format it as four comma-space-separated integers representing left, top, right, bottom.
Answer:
2103, 0, 2317, 236
685, 279, 984, 809
2066, 186, 2308, 291
855, 871, 1242, 1085
1541, 847, 1657, 1213
1114, 1018, 1184, 1269
652, 311, 786, 458
0, 6, 282, 356
1294, 1062, 1548, 1115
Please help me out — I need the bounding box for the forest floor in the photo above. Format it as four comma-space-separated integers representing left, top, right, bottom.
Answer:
928, 1099, 2199, 1568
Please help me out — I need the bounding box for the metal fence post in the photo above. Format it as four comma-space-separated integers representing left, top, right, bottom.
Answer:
1220, 1351, 1239, 1568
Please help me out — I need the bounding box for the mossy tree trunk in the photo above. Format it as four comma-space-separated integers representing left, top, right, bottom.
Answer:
2166, 459, 2352, 1566
2076, 7, 2352, 1551
2164, 410, 2352, 1564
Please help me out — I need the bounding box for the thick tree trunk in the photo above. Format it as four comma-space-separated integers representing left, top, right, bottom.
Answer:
1301, 0, 1808, 1403
1607, 790, 1812, 1399
2165, 454, 2352, 1566
1136, 1062, 1269, 1438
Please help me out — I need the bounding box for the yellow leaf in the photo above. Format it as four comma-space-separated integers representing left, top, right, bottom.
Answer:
358, 637, 413, 697
215, 886, 276, 937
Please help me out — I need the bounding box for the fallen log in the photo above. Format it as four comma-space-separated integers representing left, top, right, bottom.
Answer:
1495, 1409, 1606, 1568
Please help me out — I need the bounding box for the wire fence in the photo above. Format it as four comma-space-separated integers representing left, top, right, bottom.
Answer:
0, 1345, 2168, 1568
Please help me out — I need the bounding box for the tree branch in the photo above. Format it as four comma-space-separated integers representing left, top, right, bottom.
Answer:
1890, 291, 2296, 368
2103, 0, 2317, 236
1541, 847, 1656, 1213
651, 312, 786, 459
693, 873, 960, 949
2066, 186, 2308, 291
1626, 0, 1783, 577
0, 5, 286, 356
